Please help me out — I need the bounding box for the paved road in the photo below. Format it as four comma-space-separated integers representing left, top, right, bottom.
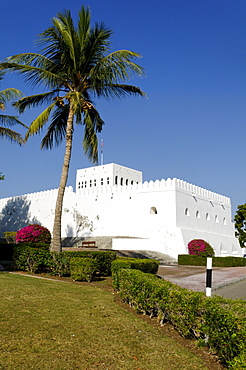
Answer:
214, 279, 246, 299
157, 265, 246, 300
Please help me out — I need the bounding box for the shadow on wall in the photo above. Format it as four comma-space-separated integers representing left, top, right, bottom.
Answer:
0, 196, 40, 237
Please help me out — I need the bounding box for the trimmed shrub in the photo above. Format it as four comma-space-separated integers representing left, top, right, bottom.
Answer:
178, 255, 246, 267
13, 248, 116, 277
16, 224, 51, 247
3, 231, 17, 244
49, 252, 71, 277
70, 257, 98, 282
112, 268, 246, 366
188, 239, 214, 257
111, 258, 160, 290
62, 250, 117, 276
13, 245, 51, 273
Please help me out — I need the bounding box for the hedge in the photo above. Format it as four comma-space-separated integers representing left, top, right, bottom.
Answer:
13, 246, 117, 277
70, 257, 98, 282
112, 268, 246, 367
178, 254, 246, 267
62, 250, 117, 276
111, 258, 160, 290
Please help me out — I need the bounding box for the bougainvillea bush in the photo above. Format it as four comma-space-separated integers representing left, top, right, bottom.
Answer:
16, 224, 51, 248
188, 239, 214, 257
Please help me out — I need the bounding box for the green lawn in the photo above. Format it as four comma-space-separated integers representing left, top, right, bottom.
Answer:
0, 272, 217, 370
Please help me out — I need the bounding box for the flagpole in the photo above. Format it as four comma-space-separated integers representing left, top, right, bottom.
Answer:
100, 139, 104, 166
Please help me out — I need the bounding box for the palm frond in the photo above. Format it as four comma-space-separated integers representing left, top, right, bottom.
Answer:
78, 6, 91, 47
41, 105, 69, 149
25, 102, 56, 140
0, 114, 27, 128
0, 127, 24, 144
93, 83, 146, 99
83, 114, 99, 163
13, 91, 60, 113
0, 58, 61, 89
0, 88, 23, 106
91, 50, 144, 84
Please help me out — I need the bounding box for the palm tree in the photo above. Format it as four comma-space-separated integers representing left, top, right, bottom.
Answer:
0, 71, 25, 144
0, 6, 145, 252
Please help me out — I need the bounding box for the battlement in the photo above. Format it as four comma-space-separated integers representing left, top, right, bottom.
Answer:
0, 186, 74, 207
76, 177, 230, 205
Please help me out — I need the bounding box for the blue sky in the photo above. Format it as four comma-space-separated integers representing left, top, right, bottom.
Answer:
1, 0, 245, 216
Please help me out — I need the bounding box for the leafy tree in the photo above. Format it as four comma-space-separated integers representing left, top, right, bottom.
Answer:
0, 6, 145, 252
0, 71, 25, 144
234, 204, 246, 248
0, 172, 4, 181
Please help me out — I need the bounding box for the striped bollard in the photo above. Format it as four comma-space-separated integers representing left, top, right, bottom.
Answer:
206, 257, 212, 297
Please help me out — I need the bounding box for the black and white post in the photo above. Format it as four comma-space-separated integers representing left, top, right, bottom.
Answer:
206, 257, 213, 297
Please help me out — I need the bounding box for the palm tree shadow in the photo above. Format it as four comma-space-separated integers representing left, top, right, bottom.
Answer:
0, 196, 40, 236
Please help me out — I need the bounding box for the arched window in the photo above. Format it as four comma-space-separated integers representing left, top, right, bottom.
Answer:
120, 177, 123, 186
131, 180, 134, 185
223, 217, 227, 225
185, 208, 190, 216
196, 211, 200, 218
215, 215, 219, 223
150, 207, 157, 215
206, 213, 210, 221
126, 179, 128, 185
115, 176, 118, 185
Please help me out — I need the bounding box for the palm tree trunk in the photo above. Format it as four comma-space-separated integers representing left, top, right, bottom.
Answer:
50, 105, 74, 252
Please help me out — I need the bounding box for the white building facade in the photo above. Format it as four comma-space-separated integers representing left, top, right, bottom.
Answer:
0, 163, 242, 259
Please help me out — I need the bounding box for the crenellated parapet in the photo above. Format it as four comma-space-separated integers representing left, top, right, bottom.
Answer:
0, 186, 74, 206
76, 177, 230, 205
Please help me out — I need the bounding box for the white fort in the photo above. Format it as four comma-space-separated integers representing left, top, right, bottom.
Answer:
0, 163, 242, 259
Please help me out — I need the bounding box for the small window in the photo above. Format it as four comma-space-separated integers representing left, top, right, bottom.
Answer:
185, 208, 190, 216
215, 215, 219, 223
115, 176, 118, 185
126, 179, 128, 185
150, 207, 157, 215
131, 180, 134, 185
101, 178, 103, 186
120, 177, 123, 186
223, 217, 227, 225
107, 177, 110, 185
81, 181, 84, 189
206, 213, 210, 221
196, 211, 200, 218
84, 181, 87, 188
94, 179, 96, 187
90, 180, 92, 187
78, 182, 80, 189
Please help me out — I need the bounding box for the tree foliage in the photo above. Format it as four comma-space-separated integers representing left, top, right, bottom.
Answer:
234, 204, 246, 248
0, 6, 145, 252
0, 71, 26, 144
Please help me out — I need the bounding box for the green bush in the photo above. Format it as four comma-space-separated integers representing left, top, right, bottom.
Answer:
111, 258, 160, 290
49, 252, 70, 277
13, 247, 116, 277
112, 268, 246, 366
70, 257, 98, 282
13, 245, 51, 273
178, 255, 246, 267
62, 250, 117, 276
3, 231, 17, 244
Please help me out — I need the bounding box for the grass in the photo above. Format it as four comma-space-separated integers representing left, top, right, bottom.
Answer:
0, 272, 219, 370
